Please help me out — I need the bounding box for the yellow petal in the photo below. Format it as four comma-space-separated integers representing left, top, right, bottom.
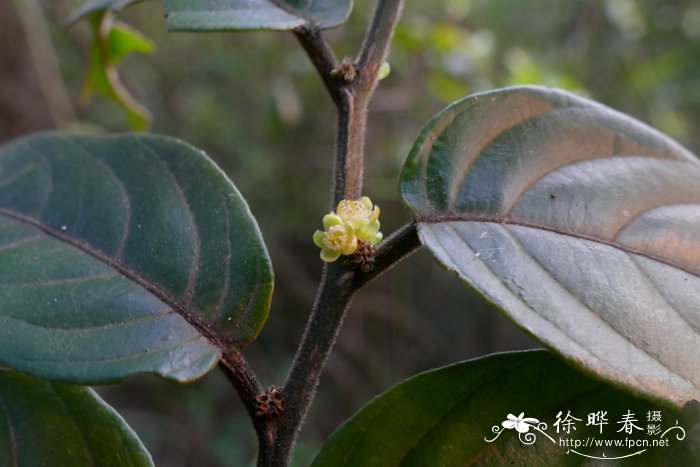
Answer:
350, 217, 370, 229
368, 205, 380, 223
359, 196, 373, 210
313, 230, 326, 248
357, 220, 380, 241
342, 235, 358, 255
320, 247, 342, 262
323, 213, 343, 229
336, 199, 349, 214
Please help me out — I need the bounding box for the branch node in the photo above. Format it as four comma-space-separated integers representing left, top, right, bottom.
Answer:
255, 386, 286, 421
330, 56, 358, 84
343, 239, 376, 272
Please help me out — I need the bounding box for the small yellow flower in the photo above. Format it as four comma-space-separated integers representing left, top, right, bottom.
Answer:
313, 213, 358, 262
313, 197, 383, 263
336, 196, 382, 244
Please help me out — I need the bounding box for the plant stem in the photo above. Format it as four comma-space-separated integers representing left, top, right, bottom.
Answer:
218, 353, 277, 464
354, 221, 420, 288
220, 3, 411, 459
257, 1, 407, 464
344, 0, 405, 200
292, 27, 342, 106
266, 222, 419, 465
294, 26, 353, 205
295, 0, 404, 204
274, 262, 354, 463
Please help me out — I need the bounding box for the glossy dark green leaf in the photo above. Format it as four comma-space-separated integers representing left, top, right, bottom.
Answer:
313, 351, 700, 466
0, 369, 152, 466
163, 0, 353, 31
400, 85, 700, 406
0, 132, 273, 383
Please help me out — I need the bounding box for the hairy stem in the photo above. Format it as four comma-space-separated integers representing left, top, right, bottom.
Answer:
295, 0, 404, 204
258, 1, 407, 464
265, 221, 418, 465
275, 263, 355, 461
218, 354, 276, 464
292, 27, 341, 106
344, 0, 405, 200
355, 221, 420, 288
294, 26, 354, 205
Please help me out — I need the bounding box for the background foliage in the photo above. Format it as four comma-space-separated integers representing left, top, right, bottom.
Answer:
1, 0, 699, 464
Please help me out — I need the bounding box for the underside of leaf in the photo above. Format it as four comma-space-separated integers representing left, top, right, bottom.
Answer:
163, 0, 353, 31
400, 86, 700, 406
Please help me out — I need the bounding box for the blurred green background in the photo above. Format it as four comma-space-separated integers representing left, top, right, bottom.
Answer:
1, 0, 699, 465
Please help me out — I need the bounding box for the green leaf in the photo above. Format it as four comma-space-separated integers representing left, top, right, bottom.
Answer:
400, 85, 700, 406
80, 12, 154, 131
0, 368, 153, 466
108, 21, 156, 64
313, 350, 700, 466
163, 0, 354, 31
0, 132, 273, 383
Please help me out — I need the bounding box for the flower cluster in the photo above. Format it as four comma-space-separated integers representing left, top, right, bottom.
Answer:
313, 196, 382, 262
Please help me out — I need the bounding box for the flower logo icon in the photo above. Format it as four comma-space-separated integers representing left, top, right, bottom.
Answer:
502, 413, 540, 433
486, 412, 553, 445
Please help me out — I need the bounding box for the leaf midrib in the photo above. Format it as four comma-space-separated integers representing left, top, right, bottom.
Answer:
418, 213, 700, 280
451, 221, 700, 394
0, 206, 229, 353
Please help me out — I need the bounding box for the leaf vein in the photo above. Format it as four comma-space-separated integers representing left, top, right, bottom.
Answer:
48, 385, 95, 467
0, 234, 42, 253
58, 136, 134, 258
0, 163, 40, 191
629, 256, 700, 336
439, 222, 618, 376
214, 200, 232, 321
396, 358, 536, 464
0, 309, 173, 333
492, 223, 697, 391
612, 202, 700, 240
16, 334, 206, 365
421, 214, 700, 279
137, 139, 202, 308
24, 144, 53, 217
0, 272, 120, 288
0, 206, 231, 352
